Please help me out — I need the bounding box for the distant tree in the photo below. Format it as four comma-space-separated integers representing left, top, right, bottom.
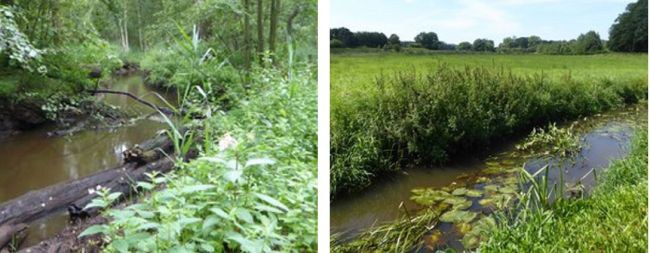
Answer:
388, 34, 400, 45
330, 39, 343, 48
499, 37, 515, 50
574, 31, 603, 54
528, 35, 542, 49
438, 41, 456, 50
330, 27, 356, 47
353, 32, 387, 48
514, 37, 529, 49
414, 32, 439, 50
472, 38, 495, 51
457, 41, 472, 51
608, 0, 647, 52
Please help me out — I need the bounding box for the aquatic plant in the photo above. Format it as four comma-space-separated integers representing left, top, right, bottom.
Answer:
516, 123, 582, 158
480, 125, 648, 251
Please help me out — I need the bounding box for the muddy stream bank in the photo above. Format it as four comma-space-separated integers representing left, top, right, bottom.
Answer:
331, 103, 646, 251
0, 74, 176, 247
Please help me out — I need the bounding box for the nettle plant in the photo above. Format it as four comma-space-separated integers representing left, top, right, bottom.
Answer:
80, 67, 317, 252
0, 6, 46, 73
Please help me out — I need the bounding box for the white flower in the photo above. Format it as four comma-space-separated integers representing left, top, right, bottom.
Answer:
88, 188, 96, 195
218, 134, 238, 151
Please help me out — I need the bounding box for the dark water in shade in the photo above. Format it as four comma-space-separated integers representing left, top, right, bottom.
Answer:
331, 104, 646, 250
0, 74, 176, 247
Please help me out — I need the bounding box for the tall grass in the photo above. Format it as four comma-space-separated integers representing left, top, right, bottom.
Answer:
480, 125, 648, 252
331, 64, 647, 196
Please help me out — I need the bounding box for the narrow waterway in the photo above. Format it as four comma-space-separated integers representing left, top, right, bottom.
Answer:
0, 74, 176, 247
331, 104, 646, 251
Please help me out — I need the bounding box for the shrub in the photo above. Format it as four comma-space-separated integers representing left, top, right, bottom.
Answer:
331, 65, 646, 196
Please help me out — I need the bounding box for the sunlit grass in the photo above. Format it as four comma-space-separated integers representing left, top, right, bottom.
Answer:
480, 125, 648, 252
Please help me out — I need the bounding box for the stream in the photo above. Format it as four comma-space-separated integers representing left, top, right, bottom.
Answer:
331, 103, 646, 251
0, 74, 175, 247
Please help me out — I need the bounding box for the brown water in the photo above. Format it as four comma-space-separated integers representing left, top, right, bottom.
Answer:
331, 104, 646, 251
330, 155, 504, 240
0, 74, 175, 247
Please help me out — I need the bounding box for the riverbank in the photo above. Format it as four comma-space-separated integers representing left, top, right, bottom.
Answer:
330, 52, 648, 198
480, 123, 647, 252
331, 104, 646, 252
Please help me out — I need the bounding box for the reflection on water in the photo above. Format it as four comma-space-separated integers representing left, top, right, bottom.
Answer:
0, 74, 175, 247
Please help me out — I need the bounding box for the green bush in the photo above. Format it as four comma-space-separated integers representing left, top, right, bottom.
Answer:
331, 65, 647, 196
141, 45, 243, 108
87, 64, 317, 252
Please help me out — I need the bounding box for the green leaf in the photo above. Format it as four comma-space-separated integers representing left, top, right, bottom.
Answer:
110, 239, 129, 253
439, 210, 478, 223
254, 193, 289, 212
78, 225, 107, 238
235, 208, 254, 223
245, 158, 275, 168
202, 215, 220, 232
210, 207, 230, 219
181, 184, 216, 193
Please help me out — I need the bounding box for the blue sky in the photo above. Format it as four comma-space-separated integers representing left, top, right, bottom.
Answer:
330, 0, 636, 44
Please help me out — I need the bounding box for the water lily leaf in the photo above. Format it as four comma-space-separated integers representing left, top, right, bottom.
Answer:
466, 190, 482, 198
411, 188, 450, 206
440, 210, 477, 223
498, 185, 516, 194
483, 184, 498, 192
455, 222, 472, 234
478, 198, 493, 206
452, 188, 467, 196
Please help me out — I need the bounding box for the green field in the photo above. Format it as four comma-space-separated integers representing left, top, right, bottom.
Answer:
330, 52, 648, 197
332, 53, 647, 93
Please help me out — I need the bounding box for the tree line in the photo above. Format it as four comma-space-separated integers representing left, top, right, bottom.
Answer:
331, 0, 646, 54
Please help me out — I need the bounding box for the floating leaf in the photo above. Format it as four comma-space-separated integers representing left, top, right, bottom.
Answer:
498, 185, 516, 194
439, 210, 477, 223
455, 222, 472, 234
411, 188, 450, 206
466, 190, 482, 198
483, 185, 498, 192
452, 188, 467, 196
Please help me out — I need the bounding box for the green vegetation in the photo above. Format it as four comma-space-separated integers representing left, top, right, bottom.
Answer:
1, 0, 317, 252
331, 53, 647, 196
480, 125, 648, 252
516, 123, 582, 158
85, 66, 317, 252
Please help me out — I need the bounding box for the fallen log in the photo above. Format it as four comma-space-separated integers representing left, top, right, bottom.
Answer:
70, 157, 176, 217
0, 134, 174, 227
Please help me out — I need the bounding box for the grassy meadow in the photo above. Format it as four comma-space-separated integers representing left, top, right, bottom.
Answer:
330, 52, 648, 197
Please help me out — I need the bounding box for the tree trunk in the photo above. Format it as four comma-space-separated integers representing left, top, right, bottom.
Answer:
243, 0, 252, 70
136, 0, 145, 51
256, 0, 264, 63
122, 3, 130, 52
268, 0, 279, 59
286, 5, 300, 79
